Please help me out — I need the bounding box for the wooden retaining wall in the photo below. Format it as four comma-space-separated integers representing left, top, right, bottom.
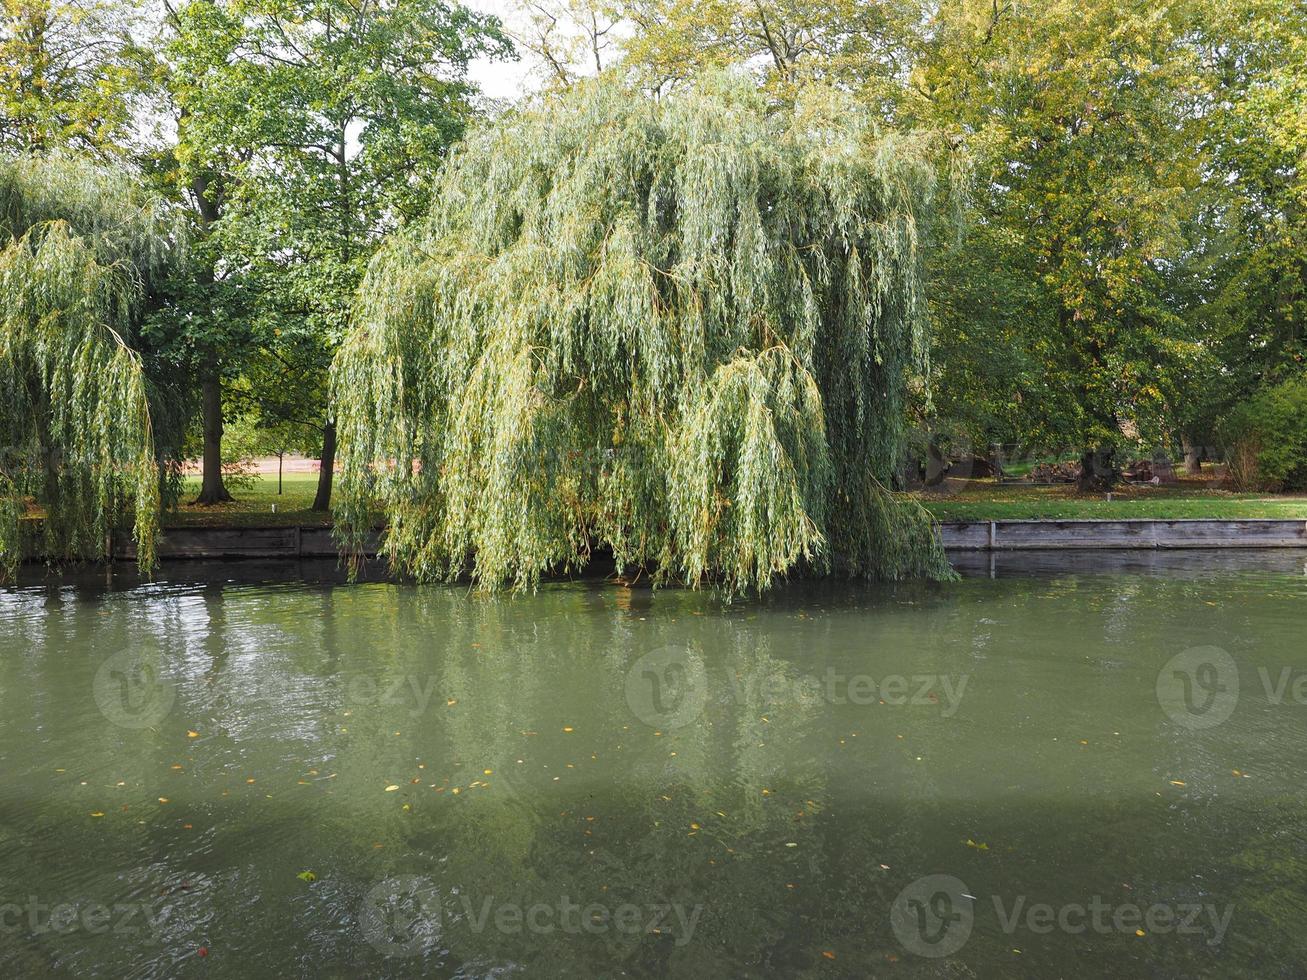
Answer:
938, 518, 1307, 550
110, 526, 381, 561
89, 518, 1307, 564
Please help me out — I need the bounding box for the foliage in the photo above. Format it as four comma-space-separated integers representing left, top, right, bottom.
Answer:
1190, 1, 1306, 421
0, 154, 179, 576
1219, 375, 1307, 492
333, 74, 953, 593
909, 0, 1211, 469
621, 0, 924, 112
165, 0, 513, 507
0, 0, 149, 156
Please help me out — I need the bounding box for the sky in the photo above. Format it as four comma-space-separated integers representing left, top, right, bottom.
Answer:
464, 0, 539, 102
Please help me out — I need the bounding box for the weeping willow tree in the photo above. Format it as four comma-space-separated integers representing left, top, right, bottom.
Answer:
333, 74, 953, 592
0, 156, 178, 578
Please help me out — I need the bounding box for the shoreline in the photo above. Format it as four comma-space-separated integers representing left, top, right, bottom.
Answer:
78, 517, 1307, 564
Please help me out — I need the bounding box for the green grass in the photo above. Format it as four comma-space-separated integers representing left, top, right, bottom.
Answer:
159, 472, 1307, 528
917, 481, 1307, 521
164, 474, 330, 527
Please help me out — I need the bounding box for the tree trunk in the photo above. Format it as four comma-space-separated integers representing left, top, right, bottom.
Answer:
1181, 433, 1201, 475
1076, 445, 1118, 493
194, 374, 233, 504
311, 421, 336, 512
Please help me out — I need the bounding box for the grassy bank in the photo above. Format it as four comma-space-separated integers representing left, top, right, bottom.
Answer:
163, 473, 1307, 528
916, 481, 1307, 521
164, 474, 328, 527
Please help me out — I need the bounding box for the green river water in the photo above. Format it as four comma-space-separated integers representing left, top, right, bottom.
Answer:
1, 551, 1305, 978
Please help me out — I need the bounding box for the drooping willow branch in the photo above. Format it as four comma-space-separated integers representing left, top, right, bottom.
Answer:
333, 73, 953, 593
0, 156, 177, 577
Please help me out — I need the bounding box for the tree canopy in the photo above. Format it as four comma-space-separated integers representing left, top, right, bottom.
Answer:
0, 154, 178, 576
333, 74, 953, 592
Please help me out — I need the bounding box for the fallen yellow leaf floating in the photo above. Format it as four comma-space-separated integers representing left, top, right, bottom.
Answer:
297, 870, 317, 883
384, 785, 400, 792
1170, 780, 1186, 787
90, 811, 105, 818
563, 726, 574, 733
822, 951, 836, 960
187, 730, 199, 739
966, 839, 989, 850
158, 797, 169, 804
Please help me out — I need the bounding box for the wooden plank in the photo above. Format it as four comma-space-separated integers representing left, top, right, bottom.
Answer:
940, 518, 1307, 550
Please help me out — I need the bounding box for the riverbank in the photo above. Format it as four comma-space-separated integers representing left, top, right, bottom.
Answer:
915, 477, 1307, 522
133, 473, 1307, 561
163, 474, 1307, 530
119, 516, 1307, 562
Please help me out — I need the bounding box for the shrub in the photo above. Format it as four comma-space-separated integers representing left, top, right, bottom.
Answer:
1220, 376, 1307, 491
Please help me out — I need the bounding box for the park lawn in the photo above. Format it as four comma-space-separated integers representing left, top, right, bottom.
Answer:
164, 474, 330, 527
153, 472, 1307, 528
917, 481, 1307, 521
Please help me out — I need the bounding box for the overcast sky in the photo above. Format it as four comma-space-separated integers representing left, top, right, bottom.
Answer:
464, 0, 539, 102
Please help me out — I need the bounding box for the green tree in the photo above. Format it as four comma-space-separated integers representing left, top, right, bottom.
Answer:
333, 74, 952, 593
0, 0, 147, 155
913, 0, 1210, 488
1189, 0, 1306, 448
622, 0, 924, 112
0, 155, 181, 577
166, 0, 510, 510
